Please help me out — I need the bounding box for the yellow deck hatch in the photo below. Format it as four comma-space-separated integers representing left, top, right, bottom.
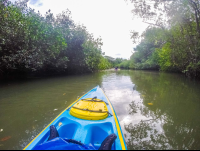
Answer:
70, 98, 109, 120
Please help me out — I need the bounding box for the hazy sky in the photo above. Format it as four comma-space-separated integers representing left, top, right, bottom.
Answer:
11, 0, 148, 59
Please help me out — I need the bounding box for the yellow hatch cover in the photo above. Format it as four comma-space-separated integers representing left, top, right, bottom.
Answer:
70, 98, 109, 120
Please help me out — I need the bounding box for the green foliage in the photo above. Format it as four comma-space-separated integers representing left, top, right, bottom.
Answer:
82, 37, 103, 71
118, 60, 130, 69
128, 0, 200, 78
157, 43, 172, 71
0, 0, 108, 77
98, 56, 112, 70
113, 58, 124, 67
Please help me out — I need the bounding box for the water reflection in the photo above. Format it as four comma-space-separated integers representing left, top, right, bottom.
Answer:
1, 70, 200, 149
130, 71, 200, 149
102, 70, 200, 150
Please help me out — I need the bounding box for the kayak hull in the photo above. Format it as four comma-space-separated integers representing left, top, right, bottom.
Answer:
24, 86, 127, 150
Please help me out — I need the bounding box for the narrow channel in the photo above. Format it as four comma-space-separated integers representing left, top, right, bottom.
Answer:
0, 70, 200, 150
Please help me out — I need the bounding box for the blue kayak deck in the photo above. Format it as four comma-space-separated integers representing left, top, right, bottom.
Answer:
24, 86, 127, 150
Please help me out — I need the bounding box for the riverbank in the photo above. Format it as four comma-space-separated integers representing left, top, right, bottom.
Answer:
118, 67, 200, 80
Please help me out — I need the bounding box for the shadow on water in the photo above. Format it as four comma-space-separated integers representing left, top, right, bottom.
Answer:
1, 70, 200, 150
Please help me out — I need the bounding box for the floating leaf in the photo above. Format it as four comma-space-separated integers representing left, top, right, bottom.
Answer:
0, 136, 11, 142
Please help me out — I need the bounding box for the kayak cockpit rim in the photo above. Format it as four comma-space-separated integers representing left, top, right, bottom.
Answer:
100, 88, 127, 150
23, 88, 90, 150
23, 86, 127, 150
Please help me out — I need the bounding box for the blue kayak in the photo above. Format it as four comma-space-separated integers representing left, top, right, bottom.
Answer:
24, 86, 127, 150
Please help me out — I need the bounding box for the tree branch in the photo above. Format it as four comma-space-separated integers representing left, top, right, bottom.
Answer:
143, 21, 165, 29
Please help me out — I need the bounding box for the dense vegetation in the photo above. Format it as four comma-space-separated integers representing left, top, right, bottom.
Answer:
119, 0, 200, 78
0, 0, 111, 78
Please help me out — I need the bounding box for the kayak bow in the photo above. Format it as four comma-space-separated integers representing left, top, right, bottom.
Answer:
24, 86, 127, 150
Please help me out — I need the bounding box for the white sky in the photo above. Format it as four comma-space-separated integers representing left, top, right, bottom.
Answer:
11, 0, 148, 59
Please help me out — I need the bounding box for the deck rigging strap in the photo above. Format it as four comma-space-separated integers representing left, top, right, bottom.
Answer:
81, 96, 109, 105
71, 106, 113, 116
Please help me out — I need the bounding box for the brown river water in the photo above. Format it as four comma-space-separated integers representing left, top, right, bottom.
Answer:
0, 70, 200, 150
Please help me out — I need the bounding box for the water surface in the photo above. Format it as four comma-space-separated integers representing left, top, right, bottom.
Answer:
0, 70, 200, 150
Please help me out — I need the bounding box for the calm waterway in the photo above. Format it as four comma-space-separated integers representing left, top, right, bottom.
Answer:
0, 70, 200, 150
